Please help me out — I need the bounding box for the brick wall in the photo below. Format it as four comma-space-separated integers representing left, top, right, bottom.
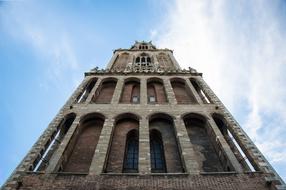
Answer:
16, 173, 272, 190
93, 81, 117, 103
149, 118, 184, 173
120, 81, 140, 103
105, 118, 139, 173
184, 116, 224, 172
170, 80, 196, 104
63, 119, 104, 172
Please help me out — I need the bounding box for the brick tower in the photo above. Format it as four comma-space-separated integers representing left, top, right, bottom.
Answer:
3, 41, 285, 190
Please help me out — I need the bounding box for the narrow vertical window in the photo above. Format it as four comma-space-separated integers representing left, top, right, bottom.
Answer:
123, 130, 139, 173
62, 114, 104, 173
150, 130, 166, 173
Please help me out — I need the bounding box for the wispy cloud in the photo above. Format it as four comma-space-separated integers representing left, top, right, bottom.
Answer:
1, 1, 80, 88
152, 0, 286, 180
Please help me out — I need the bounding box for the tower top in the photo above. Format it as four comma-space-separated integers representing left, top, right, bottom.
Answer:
130, 41, 156, 50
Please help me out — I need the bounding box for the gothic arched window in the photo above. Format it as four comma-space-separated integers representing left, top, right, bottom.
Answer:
150, 130, 166, 173
170, 78, 197, 104
123, 130, 139, 173
105, 115, 139, 173
147, 78, 167, 104
134, 53, 153, 71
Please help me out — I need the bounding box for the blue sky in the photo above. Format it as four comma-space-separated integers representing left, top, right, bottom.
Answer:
0, 0, 286, 186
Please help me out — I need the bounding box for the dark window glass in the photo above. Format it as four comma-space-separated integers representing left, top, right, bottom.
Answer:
150, 131, 166, 173
123, 132, 139, 173
147, 57, 151, 63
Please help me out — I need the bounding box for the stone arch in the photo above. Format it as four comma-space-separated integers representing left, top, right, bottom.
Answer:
113, 112, 141, 122
92, 77, 117, 103
62, 113, 105, 172
183, 113, 224, 172
105, 113, 139, 173
120, 78, 140, 104
112, 52, 130, 70
170, 77, 197, 104
147, 77, 167, 104
33, 113, 77, 171
148, 113, 184, 173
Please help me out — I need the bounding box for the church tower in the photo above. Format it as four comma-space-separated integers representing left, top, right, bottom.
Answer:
3, 41, 285, 190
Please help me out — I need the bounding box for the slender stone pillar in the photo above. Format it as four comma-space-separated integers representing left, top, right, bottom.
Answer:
86, 78, 102, 103
111, 78, 124, 104
45, 115, 81, 173
173, 116, 200, 174
207, 117, 243, 173
163, 78, 177, 105
139, 118, 151, 174
185, 79, 204, 104
89, 118, 114, 174
141, 78, 147, 105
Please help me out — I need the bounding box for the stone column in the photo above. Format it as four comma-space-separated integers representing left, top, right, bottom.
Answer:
173, 116, 200, 174
139, 118, 151, 174
141, 78, 147, 105
207, 117, 243, 173
89, 118, 114, 174
163, 78, 177, 105
45, 115, 81, 173
111, 77, 124, 104
185, 78, 204, 104
86, 78, 102, 103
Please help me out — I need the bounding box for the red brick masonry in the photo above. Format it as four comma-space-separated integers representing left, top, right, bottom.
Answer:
17, 173, 271, 190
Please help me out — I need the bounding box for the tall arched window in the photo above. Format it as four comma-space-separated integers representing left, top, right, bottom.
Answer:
147, 78, 167, 104
171, 78, 197, 104
150, 130, 166, 173
93, 78, 117, 104
156, 53, 172, 69
134, 53, 153, 71
105, 114, 139, 173
62, 114, 104, 172
123, 130, 139, 173
149, 114, 184, 173
183, 113, 223, 172
120, 79, 140, 104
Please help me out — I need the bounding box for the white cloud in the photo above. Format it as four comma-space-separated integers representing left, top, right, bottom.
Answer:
152, 0, 286, 180
1, 1, 80, 88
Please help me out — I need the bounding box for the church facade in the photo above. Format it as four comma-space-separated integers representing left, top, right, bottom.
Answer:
3, 42, 285, 190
